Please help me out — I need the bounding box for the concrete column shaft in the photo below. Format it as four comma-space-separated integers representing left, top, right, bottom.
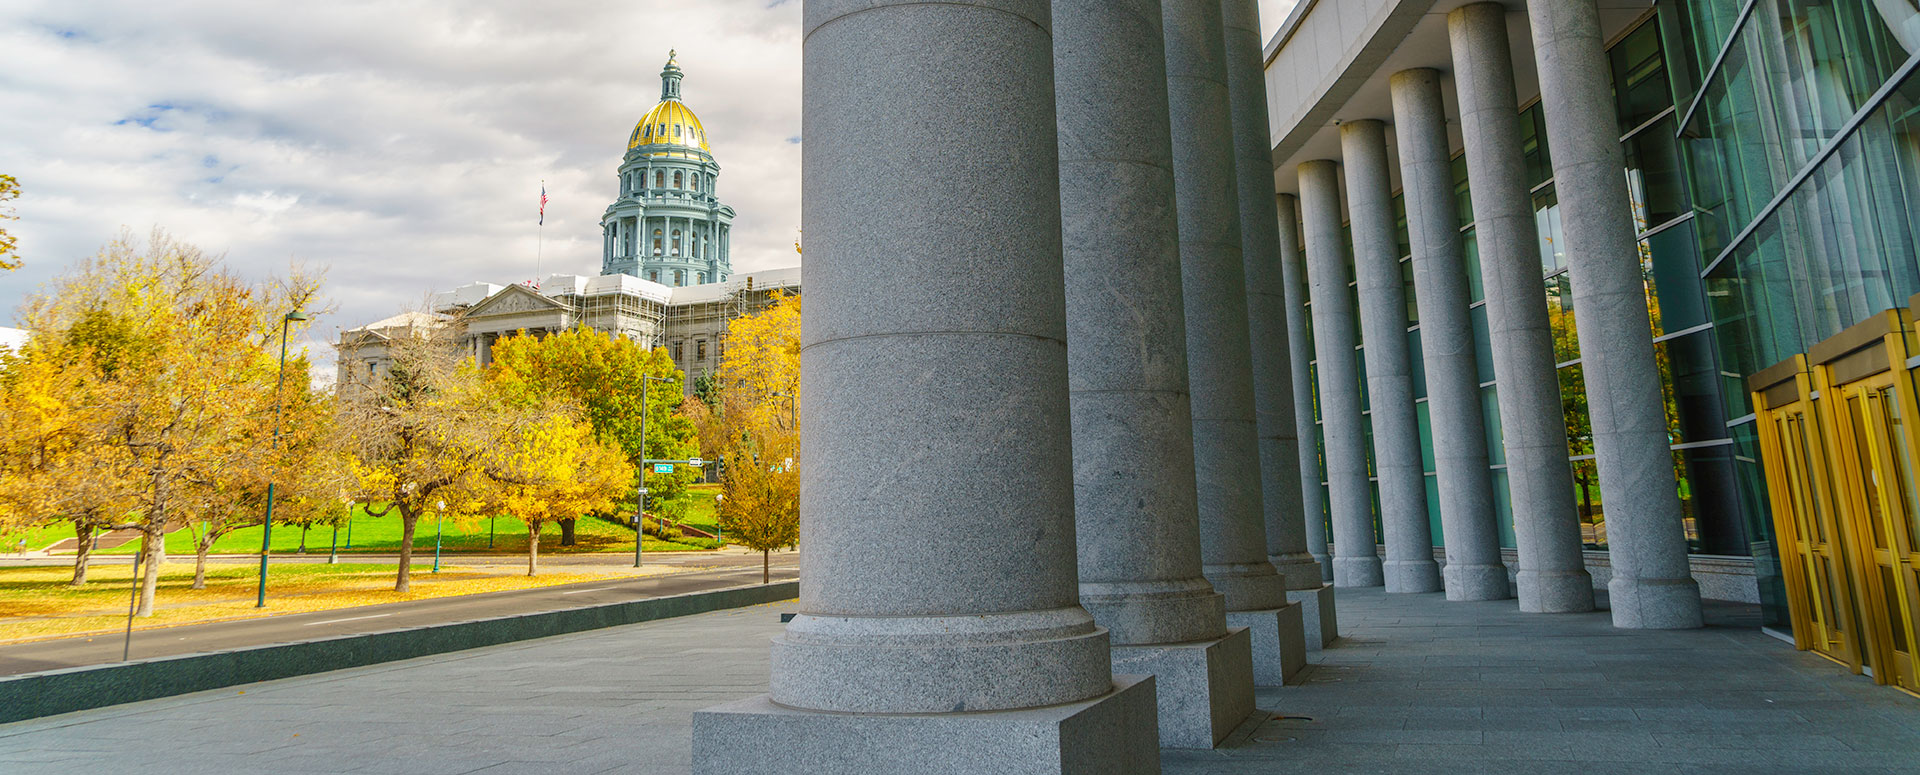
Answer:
773, 0, 1113, 715
1524, 0, 1701, 629
1387, 68, 1511, 602
1339, 120, 1442, 595
1054, 0, 1227, 649
1446, 2, 1595, 614
1277, 194, 1334, 582
1163, 0, 1288, 613
1297, 159, 1385, 588
1220, 0, 1318, 592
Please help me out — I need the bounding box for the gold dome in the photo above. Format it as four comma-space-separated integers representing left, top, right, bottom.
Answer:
627, 99, 710, 157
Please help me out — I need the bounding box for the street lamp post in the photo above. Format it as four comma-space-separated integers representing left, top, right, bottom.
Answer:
256, 308, 308, 608
636, 374, 671, 568
433, 499, 446, 573
344, 501, 353, 549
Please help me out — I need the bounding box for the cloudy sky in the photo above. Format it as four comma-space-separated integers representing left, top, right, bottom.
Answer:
0, 0, 804, 375
0, 0, 1299, 378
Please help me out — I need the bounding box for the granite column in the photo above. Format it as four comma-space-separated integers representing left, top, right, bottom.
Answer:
1164, 0, 1304, 686
1220, 0, 1322, 594
1055, 0, 1253, 748
1298, 159, 1385, 588
693, 3, 1160, 771
1278, 193, 1340, 646
1341, 120, 1443, 594
1524, 0, 1701, 628
1388, 69, 1511, 602
1447, 3, 1595, 614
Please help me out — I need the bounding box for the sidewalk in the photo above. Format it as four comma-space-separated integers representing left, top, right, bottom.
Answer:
1, 587, 1914, 774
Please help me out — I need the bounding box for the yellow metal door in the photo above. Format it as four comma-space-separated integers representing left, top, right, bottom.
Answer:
1759, 395, 1861, 667
1834, 374, 1920, 693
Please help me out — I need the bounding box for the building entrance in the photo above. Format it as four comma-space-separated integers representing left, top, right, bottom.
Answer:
1753, 310, 1920, 696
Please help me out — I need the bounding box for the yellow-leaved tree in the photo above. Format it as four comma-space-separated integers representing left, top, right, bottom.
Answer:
9, 229, 322, 615
714, 292, 801, 582
480, 406, 633, 575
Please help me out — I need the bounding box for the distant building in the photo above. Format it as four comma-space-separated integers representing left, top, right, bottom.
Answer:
336, 52, 796, 394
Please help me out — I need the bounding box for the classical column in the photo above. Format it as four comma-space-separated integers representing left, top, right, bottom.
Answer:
1056, 0, 1253, 749
1220, 0, 1319, 593
1446, 3, 1595, 614
1340, 120, 1444, 594
1278, 193, 1340, 647
1388, 69, 1512, 602
1164, 0, 1304, 687
1297, 159, 1385, 588
692, 3, 1160, 772
1524, 0, 1701, 629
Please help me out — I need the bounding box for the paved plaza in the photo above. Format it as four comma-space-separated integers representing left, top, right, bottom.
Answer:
0, 588, 1914, 774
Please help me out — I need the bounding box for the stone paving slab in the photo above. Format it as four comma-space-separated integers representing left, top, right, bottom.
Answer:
1, 589, 1915, 774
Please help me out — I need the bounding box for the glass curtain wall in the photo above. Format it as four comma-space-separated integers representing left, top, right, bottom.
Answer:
1675, 0, 1920, 629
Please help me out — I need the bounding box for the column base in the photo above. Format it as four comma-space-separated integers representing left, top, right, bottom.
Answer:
1383, 559, 1443, 593
692, 675, 1162, 775
1226, 605, 1305, 686
1442, 561, 1512, 601
1310, 551, 1333, 583
1111, 629, 1254, 749
1269, 552, 1323, 591
1516, 568, 1596, 613
1331, 555, 1383, 588
1287, 583, 1338, 650
1608, 575, 1703, 629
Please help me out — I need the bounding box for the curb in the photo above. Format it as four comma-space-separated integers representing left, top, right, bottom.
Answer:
0, 579, 798, 724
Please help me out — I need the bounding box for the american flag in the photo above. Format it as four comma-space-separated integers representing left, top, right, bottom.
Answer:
539, 184, 548, 225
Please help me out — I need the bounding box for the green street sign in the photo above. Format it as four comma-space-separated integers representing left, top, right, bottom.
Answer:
653, 463, 674, 474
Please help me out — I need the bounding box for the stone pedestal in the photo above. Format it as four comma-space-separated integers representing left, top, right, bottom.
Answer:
1288, 584, 1339, 651
1524, 0, 1700, 628
693, 2, 1159, 771
693, 676, 1162, 775
1112, 629, 1254, 749
1227, 606, 1306, 686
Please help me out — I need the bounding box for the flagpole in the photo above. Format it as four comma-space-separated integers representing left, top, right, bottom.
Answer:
537, 179, 545, 282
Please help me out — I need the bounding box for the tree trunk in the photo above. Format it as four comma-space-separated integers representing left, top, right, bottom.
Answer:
396, 509, 419, 593
762, 549, 769, 584
135, 529, 162, 617
558, 517, 576, 547
528, 524, 540, 576
298, 525, 307, 554
70, 523, 93, 587
192, 536, 212, 590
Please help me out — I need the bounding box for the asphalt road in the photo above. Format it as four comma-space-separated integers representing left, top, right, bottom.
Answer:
0, 553, 799, 677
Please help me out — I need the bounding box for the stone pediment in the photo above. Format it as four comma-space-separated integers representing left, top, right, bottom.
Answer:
465, 284, 570, 318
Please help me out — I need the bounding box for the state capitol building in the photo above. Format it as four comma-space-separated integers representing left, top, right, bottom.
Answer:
335, 53, 798, 390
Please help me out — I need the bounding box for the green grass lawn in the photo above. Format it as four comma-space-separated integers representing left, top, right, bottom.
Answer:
3, 508, 714, 557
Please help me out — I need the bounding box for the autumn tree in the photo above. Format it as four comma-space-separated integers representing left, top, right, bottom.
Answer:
488, 327, 696, 539
14, 230, 321, 615
0, 341, 141, 585
340, 325, 499, 593
479, 405, 632, 575
713, 292, 801, 579
0, 174, 18, 271
178, 376, 340, 588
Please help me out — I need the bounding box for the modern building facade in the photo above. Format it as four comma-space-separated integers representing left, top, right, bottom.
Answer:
600, 52, 736, 287
1262, 0, 1919, 692
695, 0, 1917, 771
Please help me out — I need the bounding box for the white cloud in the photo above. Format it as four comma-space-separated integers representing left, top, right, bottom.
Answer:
0, 0, 804, 378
